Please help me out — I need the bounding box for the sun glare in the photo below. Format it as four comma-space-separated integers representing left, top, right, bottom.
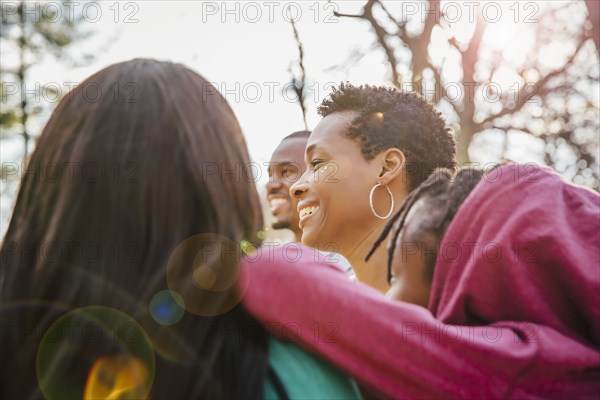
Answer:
444, 1, 538, 64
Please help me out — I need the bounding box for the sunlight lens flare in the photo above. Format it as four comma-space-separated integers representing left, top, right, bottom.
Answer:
84, 354, 149, 400
149, 290, 186, 326
36, 307, 155, 399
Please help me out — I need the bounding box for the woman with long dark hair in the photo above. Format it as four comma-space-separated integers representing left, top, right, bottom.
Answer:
0, 59, 359, 399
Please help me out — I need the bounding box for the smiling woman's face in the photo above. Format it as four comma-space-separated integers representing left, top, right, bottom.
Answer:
290, 112, 384, 255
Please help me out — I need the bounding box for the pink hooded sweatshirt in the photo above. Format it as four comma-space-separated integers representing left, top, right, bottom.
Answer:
240, 164, 600, 398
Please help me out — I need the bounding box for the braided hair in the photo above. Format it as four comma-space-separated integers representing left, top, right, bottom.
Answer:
366, 167, 486, 282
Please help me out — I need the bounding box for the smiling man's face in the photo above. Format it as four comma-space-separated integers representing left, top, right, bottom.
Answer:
266, 137, 309, 241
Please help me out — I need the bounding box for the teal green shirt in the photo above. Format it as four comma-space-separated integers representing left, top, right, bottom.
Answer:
265, 338, 361, 399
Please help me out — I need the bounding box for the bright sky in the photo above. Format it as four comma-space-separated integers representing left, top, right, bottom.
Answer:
1, 1, 386, 234
1, 1, 597, 235
5, 1, 388, 170
4, 1, 592, 169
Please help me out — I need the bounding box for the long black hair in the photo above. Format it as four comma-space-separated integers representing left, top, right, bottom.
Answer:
1, 59, 268, 398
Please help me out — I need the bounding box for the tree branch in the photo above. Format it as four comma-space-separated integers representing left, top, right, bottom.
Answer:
289, 18, 308, 130
481, 34, 588, 125
335, 0, 402, 88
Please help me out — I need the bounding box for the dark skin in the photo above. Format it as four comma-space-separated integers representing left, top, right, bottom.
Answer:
291, 112, 409, 293
387, 196, 437, 307
266, 137, 308, 242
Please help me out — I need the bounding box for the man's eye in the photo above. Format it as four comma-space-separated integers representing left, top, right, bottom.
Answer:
282, 167, 298, 177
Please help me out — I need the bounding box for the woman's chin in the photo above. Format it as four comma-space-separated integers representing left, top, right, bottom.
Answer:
301, 229, 322, 249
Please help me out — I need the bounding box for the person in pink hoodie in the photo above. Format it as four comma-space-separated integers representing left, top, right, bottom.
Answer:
241, 163, 600, 398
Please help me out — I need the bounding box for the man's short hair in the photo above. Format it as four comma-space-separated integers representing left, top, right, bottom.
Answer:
283, 130, 311, 141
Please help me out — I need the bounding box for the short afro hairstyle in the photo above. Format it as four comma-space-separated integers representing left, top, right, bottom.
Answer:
318, 83, 457, 190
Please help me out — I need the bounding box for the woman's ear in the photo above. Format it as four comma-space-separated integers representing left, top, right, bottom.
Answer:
378, 148, 406, 184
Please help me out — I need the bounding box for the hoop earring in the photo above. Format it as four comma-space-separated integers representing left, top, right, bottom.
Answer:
369, 183, 394, 220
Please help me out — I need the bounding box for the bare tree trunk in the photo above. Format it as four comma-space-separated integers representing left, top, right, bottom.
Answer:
410, 0, 440, 94
585, 0, 600, 52
451, 18, 486, 165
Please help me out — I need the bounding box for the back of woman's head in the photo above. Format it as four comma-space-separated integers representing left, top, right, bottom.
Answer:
1, 59, 267, 398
